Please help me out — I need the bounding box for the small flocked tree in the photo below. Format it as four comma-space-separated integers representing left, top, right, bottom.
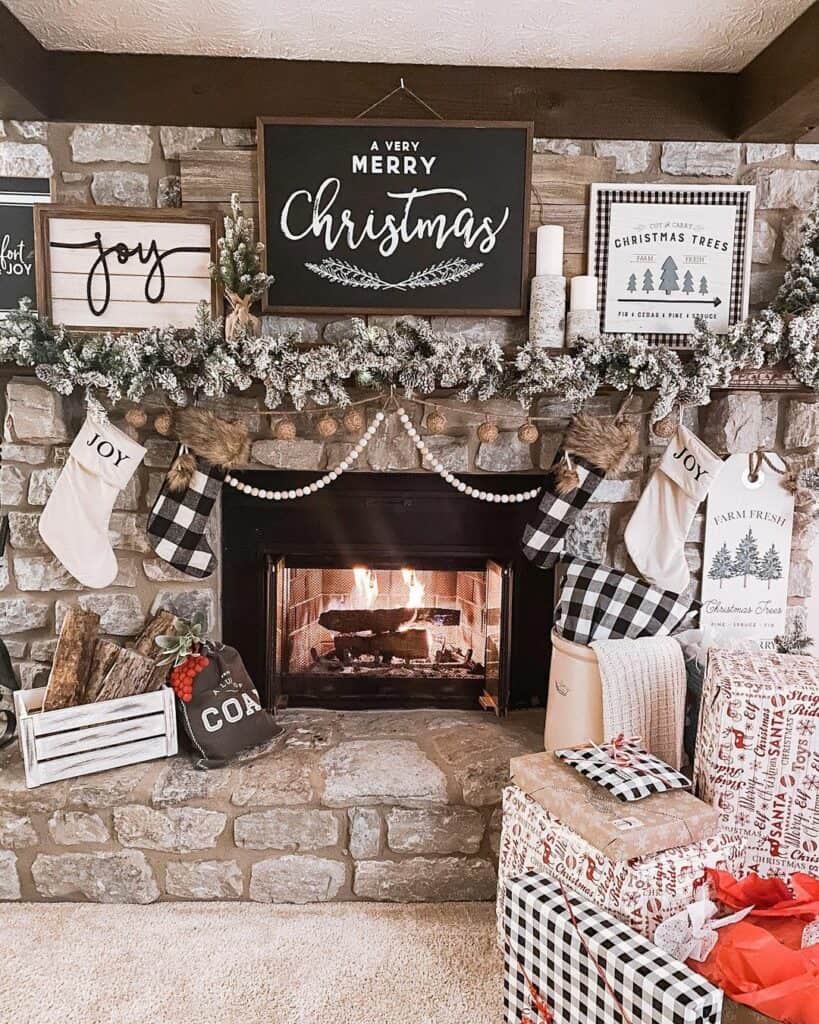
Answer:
210, 192, 276, 339
699, 275, 708, 295
682, 270, 695, 294
627, 273, 637, 293
708, 542, 735, 589
775, 616, 815, 656
774, 194, 819, 314
660, 256, 680, 295
733, 529, 761, 588
642, 268, 654, 293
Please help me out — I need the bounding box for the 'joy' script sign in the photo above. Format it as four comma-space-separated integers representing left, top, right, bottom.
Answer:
258, 118, 533, 315
35, 206, 218, 330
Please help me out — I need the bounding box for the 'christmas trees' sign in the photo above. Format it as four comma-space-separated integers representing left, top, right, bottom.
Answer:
701, 453, 794, 647
589, 184, 754, 345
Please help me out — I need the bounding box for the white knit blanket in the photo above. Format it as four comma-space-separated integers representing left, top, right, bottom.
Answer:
590, 636, 686, 770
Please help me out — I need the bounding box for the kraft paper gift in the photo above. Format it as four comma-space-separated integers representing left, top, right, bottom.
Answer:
511, 751, 720, 861
497, 784, 742, 943
693, 649, 819, 878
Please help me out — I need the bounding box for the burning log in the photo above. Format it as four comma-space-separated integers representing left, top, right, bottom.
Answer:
319, 607, 460, 634
333, 628, 432, 663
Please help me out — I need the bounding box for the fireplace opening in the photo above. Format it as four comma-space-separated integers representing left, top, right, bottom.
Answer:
222, 472, 552, 712
284, 564, 499, 682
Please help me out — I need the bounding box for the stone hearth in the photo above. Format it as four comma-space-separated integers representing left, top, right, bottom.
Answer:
0, 708, 542, 903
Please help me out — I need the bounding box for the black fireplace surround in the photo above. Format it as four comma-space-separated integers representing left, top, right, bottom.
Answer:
222, 472, 551, 712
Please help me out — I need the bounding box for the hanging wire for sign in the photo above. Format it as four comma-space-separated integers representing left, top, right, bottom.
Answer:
355, 78, 445, 120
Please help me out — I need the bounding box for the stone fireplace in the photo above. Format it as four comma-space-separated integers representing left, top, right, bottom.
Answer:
221, 471, 551, 712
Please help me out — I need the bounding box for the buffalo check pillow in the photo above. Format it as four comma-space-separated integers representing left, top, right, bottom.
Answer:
554, 557, 698, 645
502, 873, 722, 1024
555, 745, 691, 802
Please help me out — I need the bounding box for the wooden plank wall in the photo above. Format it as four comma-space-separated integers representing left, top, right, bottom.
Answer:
179, 149, 616, 284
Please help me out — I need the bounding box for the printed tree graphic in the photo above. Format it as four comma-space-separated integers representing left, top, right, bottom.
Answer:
642, 268, 654, 293
682, 270, 695, 294
659, 256, 680, 295
627, 273, 637, 293
708, 542, 735, 589
733, 529, 761, 588
757, 544, 783, 590
699, 275, 709, 295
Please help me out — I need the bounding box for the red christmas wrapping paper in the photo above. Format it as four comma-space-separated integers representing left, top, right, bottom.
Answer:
497, 784, 742, 945
693, 650, 819, 878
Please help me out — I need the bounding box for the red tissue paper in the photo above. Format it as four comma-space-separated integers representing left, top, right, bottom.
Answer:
691, 870, 819, 1024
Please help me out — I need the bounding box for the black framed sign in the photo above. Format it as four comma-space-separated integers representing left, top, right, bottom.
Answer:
0, 177, 50, 316
589, 184, 755, 347
257, 117, 533, 316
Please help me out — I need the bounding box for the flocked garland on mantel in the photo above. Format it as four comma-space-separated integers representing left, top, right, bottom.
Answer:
1, 194, 817, 424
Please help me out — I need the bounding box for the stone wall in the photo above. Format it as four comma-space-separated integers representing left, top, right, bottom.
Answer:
0, 123, 816, 682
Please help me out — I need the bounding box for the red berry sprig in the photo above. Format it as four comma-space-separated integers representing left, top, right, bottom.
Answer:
168, 653, 209, 703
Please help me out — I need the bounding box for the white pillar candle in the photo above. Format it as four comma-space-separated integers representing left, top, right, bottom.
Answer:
535, 225, 563, 276
570, 275, 598, 312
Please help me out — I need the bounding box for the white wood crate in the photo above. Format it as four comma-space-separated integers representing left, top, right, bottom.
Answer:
13, 686, 178, 788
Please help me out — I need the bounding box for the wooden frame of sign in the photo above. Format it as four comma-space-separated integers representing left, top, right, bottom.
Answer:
257, 117, 533, 317
34, 205, 219, 331
0, 177, 51, 315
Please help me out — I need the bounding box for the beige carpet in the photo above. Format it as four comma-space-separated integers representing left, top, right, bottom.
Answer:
0, 901, 502, 1024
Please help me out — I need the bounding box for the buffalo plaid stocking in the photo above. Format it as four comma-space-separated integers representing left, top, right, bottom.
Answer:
147, 448, 223, 578
522, 452, 605, 568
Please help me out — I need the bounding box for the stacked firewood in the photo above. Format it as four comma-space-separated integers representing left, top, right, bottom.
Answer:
41, 608, 177, 712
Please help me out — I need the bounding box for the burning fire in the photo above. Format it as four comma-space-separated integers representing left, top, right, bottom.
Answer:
350, 567, 379, 609
401, 568, 425, 609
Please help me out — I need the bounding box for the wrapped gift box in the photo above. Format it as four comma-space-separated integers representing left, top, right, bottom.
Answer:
693, 650, 819, 878
511, 751, 719, 860
497, 784, 742, 942
502, 872, 724, 1024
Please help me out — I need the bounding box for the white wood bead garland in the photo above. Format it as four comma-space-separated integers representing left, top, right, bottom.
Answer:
225, 406, 541, 504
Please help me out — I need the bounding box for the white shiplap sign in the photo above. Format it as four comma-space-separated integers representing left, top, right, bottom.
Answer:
36, 207, 217, 329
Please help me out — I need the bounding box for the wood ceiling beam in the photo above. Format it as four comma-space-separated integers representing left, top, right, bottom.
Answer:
0, 4, 51, 120
31, 52, 741, 140
0, 1, 815, 142
735, 1, 819, 141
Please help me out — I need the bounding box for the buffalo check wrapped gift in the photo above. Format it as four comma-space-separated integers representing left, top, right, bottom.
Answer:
555, 743, 691, 802
693, 649, 819, 878
554, 557, 698, 645
497, 784, 742, 945
502, 873, 724, 1024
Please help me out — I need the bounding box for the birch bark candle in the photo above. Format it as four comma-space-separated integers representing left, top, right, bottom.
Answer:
530, 225, 566, 347
567, 274, 600, 346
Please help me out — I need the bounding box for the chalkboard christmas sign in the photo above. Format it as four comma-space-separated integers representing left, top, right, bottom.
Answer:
257, 118, 533, 316
0, 177, 50, 316
589, 184, 755, 346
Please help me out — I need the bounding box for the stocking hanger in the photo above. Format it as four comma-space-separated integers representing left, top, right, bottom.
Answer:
355, 78, 445, 120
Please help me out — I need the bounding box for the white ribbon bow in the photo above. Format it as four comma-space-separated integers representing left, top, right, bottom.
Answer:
654, 897, 754, 963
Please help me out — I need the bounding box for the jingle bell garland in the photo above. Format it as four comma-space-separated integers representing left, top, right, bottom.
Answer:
1, 191, 817, 418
